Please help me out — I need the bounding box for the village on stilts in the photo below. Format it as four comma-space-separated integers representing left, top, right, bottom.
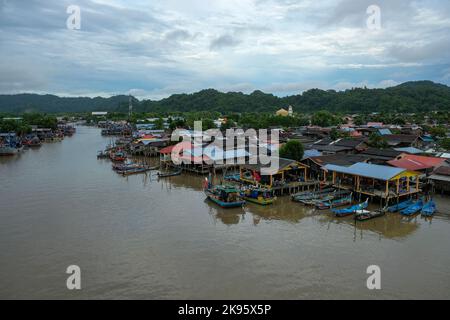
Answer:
88, 107, 450, 222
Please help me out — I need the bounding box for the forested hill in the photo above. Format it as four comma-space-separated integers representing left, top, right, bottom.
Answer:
0, 94, 132, 113
1, 81, 450, 114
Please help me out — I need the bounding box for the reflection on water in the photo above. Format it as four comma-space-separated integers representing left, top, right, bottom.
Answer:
1, 126, 450, 300
162, 175, 439, 240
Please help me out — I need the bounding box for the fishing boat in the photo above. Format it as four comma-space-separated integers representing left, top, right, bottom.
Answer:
421, 200, 436, 217
300, 193, 335, 206
354, 208, 386, 221
333, 199, 369, 217
157, 169, 182, 178
119, 167, 152, 176
111, 151, 127, 162
316, 193, 353, 210
205, 185, 245, 208
291, 188, 334, 201
97, 150, 110, 159
0, 145, 20, 155
401, 199, 424, 216
0, 133, 22, 155
387, 199, 414, 213
241, 188, 275, 206
292, 188, 335, 203
23, 136, 41, 148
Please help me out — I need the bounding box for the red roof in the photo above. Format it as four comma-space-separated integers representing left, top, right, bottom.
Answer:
159, 142, 211, 163
350, 131, 363, 137
387, 154, 446, 171
159, 141, 192, 154
159, 145, 177, 154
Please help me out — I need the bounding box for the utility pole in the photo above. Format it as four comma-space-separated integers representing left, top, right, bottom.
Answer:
128, 95, 133, 120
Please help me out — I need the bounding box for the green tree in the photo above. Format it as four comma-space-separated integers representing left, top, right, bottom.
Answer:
368, 133, 388, 149
330, 128, 339, 140
430, 126, 447, 138
311, 111, 341, 127
279, 140, 304, 161
0, 119, 31, 135
153, 118, 165, 130
201, 119, 217, 130
439, 138, 450, 151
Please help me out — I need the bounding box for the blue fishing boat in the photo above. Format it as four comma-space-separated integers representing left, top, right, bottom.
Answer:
421, 200, 436, 217
333, 199, 369, 217
401, 199, 424, 216
387, 199, 414, 213
205, 185, 246, 208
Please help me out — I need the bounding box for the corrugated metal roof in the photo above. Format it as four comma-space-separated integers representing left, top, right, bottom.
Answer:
323, 162, 406, 180
388, 154, 445, 170
433, 166, 450, 176
203, 146, 250, 161
394, 147, 423, 154
429, 174, 450, 182
378, 129, 392, 135
302, 149, 322, 160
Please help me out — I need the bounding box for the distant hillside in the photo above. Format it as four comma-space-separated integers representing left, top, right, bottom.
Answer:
0, 94, 132, 113
1, 81, 450, 114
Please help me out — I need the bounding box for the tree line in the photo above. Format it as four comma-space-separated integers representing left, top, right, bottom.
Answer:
1, 81, 450, 114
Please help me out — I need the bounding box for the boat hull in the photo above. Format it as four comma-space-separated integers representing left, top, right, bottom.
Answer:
333, 200, 369, 217
355, 210, 386, 221
243, 197, 274, 206
387, 200, 414, 213
0, 146, 20, 156
207, 195, 245, 208
401, 200, 424, 216
316, 198, 352, 210
157, 170, 182, 178
421, 201, 436, 217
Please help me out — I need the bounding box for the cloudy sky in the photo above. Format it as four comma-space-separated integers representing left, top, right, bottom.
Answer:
1, 0, 450, 99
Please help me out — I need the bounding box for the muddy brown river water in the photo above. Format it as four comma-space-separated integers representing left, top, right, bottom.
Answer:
1, 126, 449, 299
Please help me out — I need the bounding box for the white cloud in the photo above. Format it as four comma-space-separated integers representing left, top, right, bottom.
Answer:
0, 0, 449, 98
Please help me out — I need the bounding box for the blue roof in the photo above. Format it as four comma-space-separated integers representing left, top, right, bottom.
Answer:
303, 149, 322, 160
394, 147, 423, 154
420, 136, 434, 142
323, 162, 406, 180
378, 129, 392, 135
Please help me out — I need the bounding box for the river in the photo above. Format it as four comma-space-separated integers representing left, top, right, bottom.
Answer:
1, 126, 450, 299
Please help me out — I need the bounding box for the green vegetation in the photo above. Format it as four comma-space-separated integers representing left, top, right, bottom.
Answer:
439, 138, 450, 151
0, 119, 31, 135
429, 126, 447, 138
368, 133, 388, 149
0, 113, 58, 135
279, 140, 304, 161
2, 81, 450, 114
311, 111, 342, 127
